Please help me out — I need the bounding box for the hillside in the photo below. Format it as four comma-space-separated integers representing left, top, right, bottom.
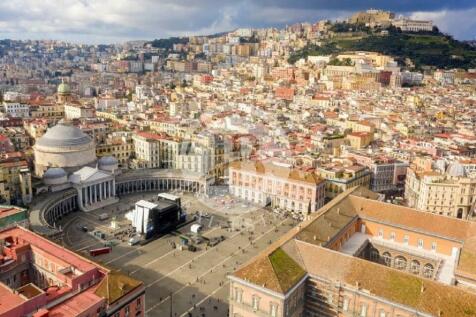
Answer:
289, 28, 476, 69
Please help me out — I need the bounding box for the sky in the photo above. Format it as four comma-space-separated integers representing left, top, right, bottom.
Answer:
0, 0, 475, 44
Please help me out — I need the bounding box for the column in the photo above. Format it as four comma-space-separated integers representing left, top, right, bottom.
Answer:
99, 182, 103, 201
79, 188, 84, 208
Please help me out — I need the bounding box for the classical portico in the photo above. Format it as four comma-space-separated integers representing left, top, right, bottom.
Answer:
69, 166, 118, 211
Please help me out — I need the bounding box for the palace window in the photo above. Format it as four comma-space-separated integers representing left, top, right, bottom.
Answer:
418, 239, 424, 248
389, 232, 396, 241
252, 295, 260, 311
360, 303, 368, 317
342, 297, 350, 311
270, 303, 278, 317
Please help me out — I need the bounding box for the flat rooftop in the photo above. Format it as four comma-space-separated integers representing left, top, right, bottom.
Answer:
0, 283, 25, 315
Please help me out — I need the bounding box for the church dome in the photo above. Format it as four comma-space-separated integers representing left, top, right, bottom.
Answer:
57, 82, 71, 95
98, 156, 118, 172
36, 121, 92, 148
34, 120, 97, 177
44, 167, 67, 179
99, 156, 118, 166
43, 168, 68, 185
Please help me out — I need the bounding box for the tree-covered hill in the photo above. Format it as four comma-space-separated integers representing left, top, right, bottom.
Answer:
289, 26, 476, 69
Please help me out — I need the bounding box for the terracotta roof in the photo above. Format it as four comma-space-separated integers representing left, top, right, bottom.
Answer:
229, 160, 323, 185
232, 186, 476, 315
94, 270, 142, 305
294, 240, 476, 317
353, 195, 476, 241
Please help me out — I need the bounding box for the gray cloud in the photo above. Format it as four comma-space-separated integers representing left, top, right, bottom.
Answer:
0, 0, 474, 43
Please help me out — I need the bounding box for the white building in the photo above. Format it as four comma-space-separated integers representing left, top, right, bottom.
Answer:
132, 132, 161, 169
70, 166, 118, 212
2, 102, 30, 118
64, 104, 95, 119
176, 144, 212, 175
392, 18, 433, 32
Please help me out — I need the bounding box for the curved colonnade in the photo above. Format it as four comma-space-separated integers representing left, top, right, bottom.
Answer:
29, 169, 212, 237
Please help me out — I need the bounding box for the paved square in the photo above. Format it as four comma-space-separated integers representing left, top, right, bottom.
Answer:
59, 191, 295, 317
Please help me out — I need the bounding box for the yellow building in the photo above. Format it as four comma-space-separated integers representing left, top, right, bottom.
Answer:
96, 132, 134, 168
0, 156, 32, 205
346, 119, 376, 134
346, 131, 373, 149
316, 163, 371, 199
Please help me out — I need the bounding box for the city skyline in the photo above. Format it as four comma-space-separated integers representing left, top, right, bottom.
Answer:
0, 0, 476, 44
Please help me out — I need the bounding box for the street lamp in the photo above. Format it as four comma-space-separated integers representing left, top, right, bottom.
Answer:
169, 292, 173, 317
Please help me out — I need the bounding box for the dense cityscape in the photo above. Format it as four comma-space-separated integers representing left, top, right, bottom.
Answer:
0, 5, 476, 317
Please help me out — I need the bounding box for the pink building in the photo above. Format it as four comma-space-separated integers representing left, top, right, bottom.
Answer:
0, 226, 144, 317
229, 160, 326, 214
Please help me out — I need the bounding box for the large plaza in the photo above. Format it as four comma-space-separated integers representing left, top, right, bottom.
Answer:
58, 191, 296, 317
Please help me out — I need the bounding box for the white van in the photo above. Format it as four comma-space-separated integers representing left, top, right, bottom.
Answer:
128, 235, 141, 246
190, 224, 203, 234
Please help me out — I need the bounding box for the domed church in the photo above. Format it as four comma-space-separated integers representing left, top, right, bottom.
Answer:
56, 80, 73, 104
33, 120, 97, 177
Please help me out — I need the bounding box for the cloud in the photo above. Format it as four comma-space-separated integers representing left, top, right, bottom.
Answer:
0, 0, 474, 43
410, 8, 476, 40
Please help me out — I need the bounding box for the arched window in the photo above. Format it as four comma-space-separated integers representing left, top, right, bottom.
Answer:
410, 260, 420, 274
370, 248, 380, 262
394, 256, 407, 270
423, 263, 434, 278
382, 252, 392, 266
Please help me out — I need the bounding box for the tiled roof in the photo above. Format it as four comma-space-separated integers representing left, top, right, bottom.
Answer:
294, 240, 476, 317
229, 160, 323, 185
232, 186, 476, 315
94, 270, 142, 305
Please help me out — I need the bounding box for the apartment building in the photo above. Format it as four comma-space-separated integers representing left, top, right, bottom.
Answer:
229, 187, 476, 317
405, 162, 476, 219
316, 163, 371, 199
176, 143, 213, 175
132, 131, 162, 169
229, 161, 326, 214
346, 150, 408, 194
96, 132, 135, 168
2, 102, 30, 118
0, 155, 32, 205
64, 103, 95, 119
